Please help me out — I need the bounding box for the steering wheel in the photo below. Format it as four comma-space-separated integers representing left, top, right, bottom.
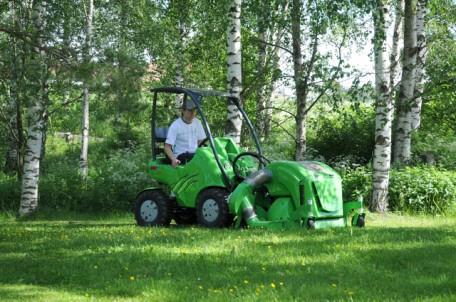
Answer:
232, 152, 270, 179
198, 137, 210, 147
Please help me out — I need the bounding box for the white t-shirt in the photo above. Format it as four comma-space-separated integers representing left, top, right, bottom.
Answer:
165, 117, 206, 156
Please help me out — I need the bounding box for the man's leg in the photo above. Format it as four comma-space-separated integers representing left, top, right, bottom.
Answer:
177, 152, 195, 164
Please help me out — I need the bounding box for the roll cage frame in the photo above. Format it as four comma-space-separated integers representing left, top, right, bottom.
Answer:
151, 87, 263, 190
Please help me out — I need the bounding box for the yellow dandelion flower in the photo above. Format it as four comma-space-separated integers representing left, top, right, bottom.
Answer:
271, 282, 276, 289
244, 280, 249, 284
129, 276, 135, 281
331, 283, 337, 288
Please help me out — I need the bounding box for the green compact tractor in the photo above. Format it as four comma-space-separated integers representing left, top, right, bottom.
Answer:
134, 87, 365, 229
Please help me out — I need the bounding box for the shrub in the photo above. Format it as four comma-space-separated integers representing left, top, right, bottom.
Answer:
0, 147, 152, 212
308, 104, 375, 164
0, 174, 21, 211
389, 167, 456, 215
342, 166, 456, 215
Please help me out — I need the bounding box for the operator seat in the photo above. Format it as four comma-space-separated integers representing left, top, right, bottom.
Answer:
154, 127, 168, 157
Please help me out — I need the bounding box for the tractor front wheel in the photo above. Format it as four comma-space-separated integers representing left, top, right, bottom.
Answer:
197, 188, 231, 228
134, 190, 172, 227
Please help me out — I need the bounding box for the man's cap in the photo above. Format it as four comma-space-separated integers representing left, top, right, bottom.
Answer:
182, 99, 197, 110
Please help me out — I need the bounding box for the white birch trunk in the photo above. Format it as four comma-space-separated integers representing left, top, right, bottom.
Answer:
412, 0, 427, 130
4, 0, 23, 176
394, 0, 417, 164
19, 1, 47, 216
371, 0, 392, 213
80, 0, 94, 178
174, 16, 185, 115
389, 0, 404, 95
226, 0, 243, 144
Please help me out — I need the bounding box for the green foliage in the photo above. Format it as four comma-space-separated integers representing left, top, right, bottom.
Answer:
0, 173, 21, 212
0, 213, 456, 301
389, 167, 456, 215
412, 133, 456, 169
0, 140, 151, 212
342, 166, 456, 215
308, 104, 375, 164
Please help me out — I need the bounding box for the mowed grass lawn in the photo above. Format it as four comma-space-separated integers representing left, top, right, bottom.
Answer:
0, 212, 455, 302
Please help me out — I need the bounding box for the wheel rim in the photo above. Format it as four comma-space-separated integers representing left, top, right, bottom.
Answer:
140, 200, 158, 222
202, 198, 219, 222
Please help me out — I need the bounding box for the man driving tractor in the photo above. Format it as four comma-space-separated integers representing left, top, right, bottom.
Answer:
164, 99, 206, 167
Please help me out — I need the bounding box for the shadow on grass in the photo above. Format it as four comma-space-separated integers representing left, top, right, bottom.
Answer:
1, 222, 456, 301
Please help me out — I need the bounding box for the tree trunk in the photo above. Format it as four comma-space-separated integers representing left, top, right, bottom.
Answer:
226, 0, 243, 144
255, 14, 267, 140
174, 11, 185, 116
259, 0, 289, 141
411, 0, 427, 130
80, 0, 94, 179
394, 0, 417, 164
291, 0, 307, 161
19, 1, 48, 216
4, 1, 24, 177
371, 0, 392, 213
389, 0, 404, 96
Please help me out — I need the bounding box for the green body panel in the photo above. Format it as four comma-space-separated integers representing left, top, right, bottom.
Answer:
314, 218, 346, 229
147, 137, 240, 207
264, 161, 344, 219
144, 137, 365, 230
227, 160, 365, 230
267, 197, 293, 221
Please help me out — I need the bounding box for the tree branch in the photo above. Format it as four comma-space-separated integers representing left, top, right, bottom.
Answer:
304, 28, 348, 115
261, 106, 297, 119
251, 36, 293, 55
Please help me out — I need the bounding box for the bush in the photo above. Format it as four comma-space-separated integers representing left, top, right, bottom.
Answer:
0, 174, 21, 211
0, 147, 152, 212
342, 166, 456, 215
308, 104, 375, 164
389, 167, 456, 215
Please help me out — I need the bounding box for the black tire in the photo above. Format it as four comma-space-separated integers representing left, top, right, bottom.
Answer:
134, 190, 172, 227
173, 206, 197, 225
197, 188, 231, 228
355, 214, 366, 228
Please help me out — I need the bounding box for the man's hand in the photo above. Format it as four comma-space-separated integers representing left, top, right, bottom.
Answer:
171, 158, 181, 168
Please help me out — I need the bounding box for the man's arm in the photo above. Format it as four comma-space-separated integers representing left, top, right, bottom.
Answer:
164, 143, 180, 167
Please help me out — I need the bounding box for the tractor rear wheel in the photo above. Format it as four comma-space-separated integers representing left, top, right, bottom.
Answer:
197, 188, 231, 228
134, 190, 172, 226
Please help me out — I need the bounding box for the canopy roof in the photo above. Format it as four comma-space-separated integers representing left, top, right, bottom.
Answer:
150, 87, 233, 99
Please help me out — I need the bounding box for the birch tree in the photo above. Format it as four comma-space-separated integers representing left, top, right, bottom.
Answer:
3, 0, 24, 176
19, 0, 48, 216
393, 0, 417, 164
80, 0, 94, 178
255, 0, 289, 141
390, 0, 404, 95
411, 0, 427, 130
226, 0, 243, 144
371, 0, 393, 212
291, 0, 307, 160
